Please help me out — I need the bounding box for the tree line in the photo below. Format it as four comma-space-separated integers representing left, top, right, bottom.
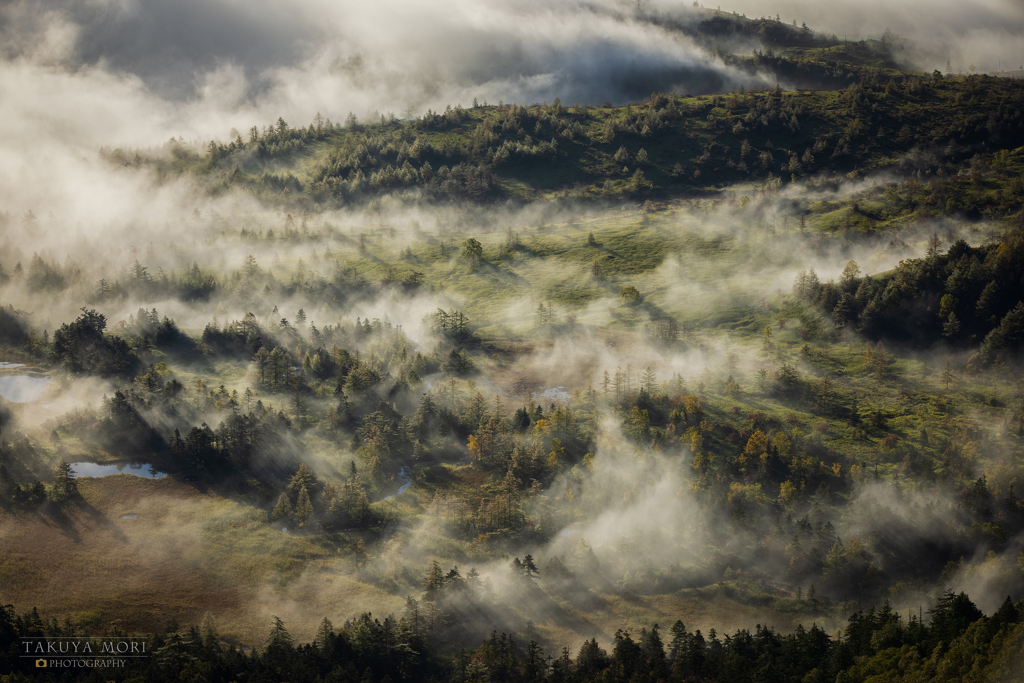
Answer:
0, 587, 1020, 682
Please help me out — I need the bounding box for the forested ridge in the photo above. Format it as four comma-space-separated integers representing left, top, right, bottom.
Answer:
113, 71, 1024, 215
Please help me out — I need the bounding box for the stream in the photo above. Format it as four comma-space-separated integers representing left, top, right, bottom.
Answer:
380, 467, 412, 501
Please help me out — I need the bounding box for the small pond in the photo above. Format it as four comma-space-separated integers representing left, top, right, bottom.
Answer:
69, 462, 167, 479
0, 374, 51, 402
540, 386, 570, 403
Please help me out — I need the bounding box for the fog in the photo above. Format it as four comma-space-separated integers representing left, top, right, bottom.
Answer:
1, 0, 761, 140
2, 0, 1017, 236
721, 0, 1024, 74
1, 0, 1022, 658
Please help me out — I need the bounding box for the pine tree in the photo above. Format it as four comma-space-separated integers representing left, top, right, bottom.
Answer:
287, 463, 317, 501
668, 621, 688, 661
503, 468, 521, 526
266, 615, 292, 651
641, 624, 667, 676
200, 612, 218, 649
423, 560, 446, 597
295, 486, 314, 526
642, 367, 657, 393
314, 617, 334, 651
271, 492, 292, 520
465, 391, 489, 427
525, 639, 545, 681
50, 461, 78, 503
630, 168, 648, 191
943, 312, 960, 337
942, 359, 956, 391
976, 281, 999, 323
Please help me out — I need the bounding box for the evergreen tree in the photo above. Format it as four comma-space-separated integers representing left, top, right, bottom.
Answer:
50, 461, 78, 503
199, 612, 218, 649
295, 485, 314, 527
287, 463, 318, 501
314, 617, 334, 651
642, 367, 656, 393
423, 560, 446, 597
942, 359, 956, 390
265, 615, 293, 669
271, 492, 292, 520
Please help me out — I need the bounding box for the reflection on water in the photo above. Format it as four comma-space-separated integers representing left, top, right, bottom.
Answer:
70, 462, 167, 479
0, 375, 50, 402
540, 386, 570, 403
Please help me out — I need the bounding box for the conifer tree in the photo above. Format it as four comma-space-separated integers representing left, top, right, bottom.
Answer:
313, 617, 333, 653
50, 461, 78, 503
423, 560, 446, 597
271, 492, 292, 520
295, 486, 314, 526
288, 463, 317, 501
942, 359, 956, 391
200, 612, 218, 649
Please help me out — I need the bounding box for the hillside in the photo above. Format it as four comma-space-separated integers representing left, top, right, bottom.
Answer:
121, 73, 1024, 220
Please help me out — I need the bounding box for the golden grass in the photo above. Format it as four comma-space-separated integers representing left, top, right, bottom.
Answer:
533, 589, 821, 654
1, 475, 837, 650
0, 476, 403, 645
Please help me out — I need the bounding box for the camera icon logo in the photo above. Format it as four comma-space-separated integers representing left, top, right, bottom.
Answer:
35, 659, 47, 668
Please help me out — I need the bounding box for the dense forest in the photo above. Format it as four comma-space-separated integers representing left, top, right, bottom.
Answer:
1, 588, 1022, 682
